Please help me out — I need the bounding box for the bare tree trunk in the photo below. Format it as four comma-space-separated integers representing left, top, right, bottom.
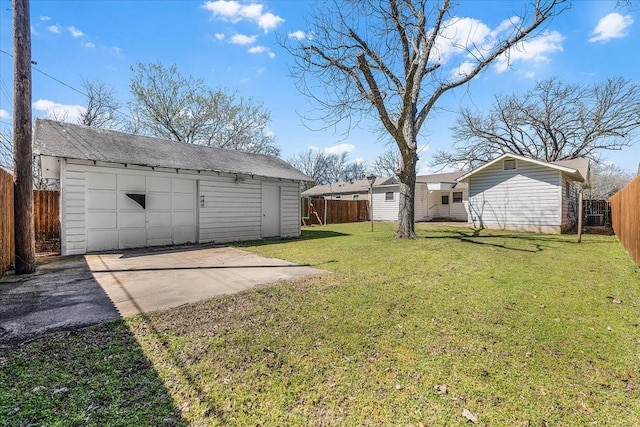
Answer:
396, 152, 417, 238
13, 0, 35, 274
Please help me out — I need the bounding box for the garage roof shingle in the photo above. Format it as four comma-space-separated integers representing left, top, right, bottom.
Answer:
34, 119, 312, 182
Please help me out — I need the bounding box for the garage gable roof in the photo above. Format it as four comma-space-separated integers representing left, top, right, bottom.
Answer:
456, 153, 588, 183
34, 119, 313, 182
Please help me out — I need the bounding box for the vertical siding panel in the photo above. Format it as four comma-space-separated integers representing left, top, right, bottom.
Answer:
467, 160, 562, 233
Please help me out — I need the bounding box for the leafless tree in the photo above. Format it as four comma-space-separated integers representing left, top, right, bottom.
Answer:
129, 62, 279, 156
587, 162, 634, 199
371, 147, 402, 178
287, 0, 568, 237
0, 130, 12, 170
289, 150, 368, 190
434, 77, 640, 169
80, 78, 122, 129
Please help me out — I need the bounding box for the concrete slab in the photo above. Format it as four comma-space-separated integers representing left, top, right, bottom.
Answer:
85, 246, 324, 317
0, 245, 324, 345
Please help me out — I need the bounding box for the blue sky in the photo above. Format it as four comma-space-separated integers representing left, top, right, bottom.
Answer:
0, 0, 638, 173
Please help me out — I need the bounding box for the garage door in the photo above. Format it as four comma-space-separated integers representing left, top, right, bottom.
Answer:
86, 171, 196, 252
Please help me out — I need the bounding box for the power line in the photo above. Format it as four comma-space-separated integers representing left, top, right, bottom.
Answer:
0, 47, 136, 124
0, 48, 87, 97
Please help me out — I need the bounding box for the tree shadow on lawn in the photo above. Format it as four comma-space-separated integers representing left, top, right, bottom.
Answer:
233, 229, 350, 249
422, 228, 589, 253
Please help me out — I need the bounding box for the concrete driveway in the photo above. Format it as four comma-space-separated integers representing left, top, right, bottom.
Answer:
0, 244, 323, 345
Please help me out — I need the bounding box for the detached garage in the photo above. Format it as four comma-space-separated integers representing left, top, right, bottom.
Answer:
34, 119, 311, 255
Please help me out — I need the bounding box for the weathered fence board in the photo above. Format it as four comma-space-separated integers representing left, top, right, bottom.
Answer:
610, 175, 640, 264
0, 168, 14, 277
303, 198, 369, 225
33, 190, 60, 241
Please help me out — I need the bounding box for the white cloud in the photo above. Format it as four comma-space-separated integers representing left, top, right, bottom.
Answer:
494, 30, 564, 73
0, 109, 9, 119
323, 144, 355, 155
83, 42, 95, 48
108, 46, 122, 55
202, 1, 284, 33
434, 17, 492, 63
40, 16, 52, 21
68, 26, 85, 38
47, 25, 60, 34
257, 12, 284, 33
248, 45, 275, 58
589, 13, 634, 43
214, 33, 225, 40
231, 34, 257, 45
354, 157, 365, 165
308, 145, 320, 151
288, 30, 306, 40
33, 99, 84, 122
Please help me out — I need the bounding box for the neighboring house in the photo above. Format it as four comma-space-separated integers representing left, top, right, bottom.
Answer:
371, 172, 468, 222
34, 119, 312, 255
303, 172, 469, 222
457, 153, 590, 234
301, 176, 397, 201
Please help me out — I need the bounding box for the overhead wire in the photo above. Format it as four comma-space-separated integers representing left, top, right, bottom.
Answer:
0, 47, 136, 124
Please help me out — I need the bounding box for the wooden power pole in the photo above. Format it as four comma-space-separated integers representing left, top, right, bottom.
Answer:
13, 0, 35, 274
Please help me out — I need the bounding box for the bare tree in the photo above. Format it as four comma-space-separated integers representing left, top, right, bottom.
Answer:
287, 0, 568, 238
80, 78, 121, 129
288, 149, 333, 190
372, 147, 402, 178
434, 77, 640, 169
0, 130, 11, 170
289, 149, 368, 190
587, 162, 634, 199
129, 62, 279, 156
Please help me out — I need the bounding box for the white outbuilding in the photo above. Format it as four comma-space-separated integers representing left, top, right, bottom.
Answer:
457, 153, 590, 234
34, 119, 312, 255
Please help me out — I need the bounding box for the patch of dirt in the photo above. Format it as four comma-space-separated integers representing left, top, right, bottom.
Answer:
36, 239, 61, 256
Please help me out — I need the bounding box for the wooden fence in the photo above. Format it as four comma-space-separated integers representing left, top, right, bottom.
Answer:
34, 190, 60, 241
303, 198, 369, 225
610, 174, 640, 264
0, 168, 14, 278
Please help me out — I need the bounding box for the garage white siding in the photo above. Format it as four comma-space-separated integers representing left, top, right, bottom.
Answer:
60, 163, 87, 255
62, 162, 200, 253
467, 159, 562, 233
199, 176, 262, 243
281, 182, 301, 238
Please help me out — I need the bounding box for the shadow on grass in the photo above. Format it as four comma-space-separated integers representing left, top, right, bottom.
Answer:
234, 229, 350, 248
421, 229, 572, 253
0, 257, 188, 426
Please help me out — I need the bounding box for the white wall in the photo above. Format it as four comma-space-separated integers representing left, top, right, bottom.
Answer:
467, 159, 562, 233
60, 160, 301, 254
60, 162, 87, 255
371, 188, 400, 221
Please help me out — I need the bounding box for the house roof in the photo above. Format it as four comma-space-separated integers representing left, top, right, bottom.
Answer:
417, 171, 468, 189
301, 176, 396, 197
33, 119, 313, 182
456, 153, 589, 183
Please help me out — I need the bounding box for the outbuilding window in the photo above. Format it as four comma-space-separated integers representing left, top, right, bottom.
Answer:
385, 191, 394, 201
441, 195, 449, 205
503, 159, 517, 170
453, 191, 463, 203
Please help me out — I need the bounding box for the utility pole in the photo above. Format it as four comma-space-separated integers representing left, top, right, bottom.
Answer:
13, 0, 35, 274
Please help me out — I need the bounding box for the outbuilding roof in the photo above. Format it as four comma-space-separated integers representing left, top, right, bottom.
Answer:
301, 176, 397, 197
456, 153, 589, 183
33, 119, 312, 182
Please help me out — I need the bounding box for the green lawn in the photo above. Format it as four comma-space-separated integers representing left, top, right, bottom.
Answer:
2, 223, 639, 426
